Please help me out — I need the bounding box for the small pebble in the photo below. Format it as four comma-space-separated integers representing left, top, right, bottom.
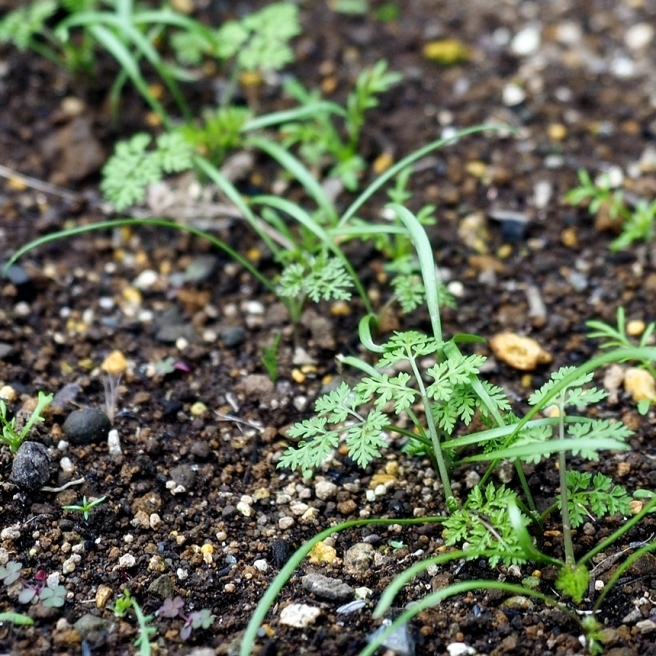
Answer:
302, 573, 354, 601
63, 408, 112, 445
447, 644, 476, 656
132, 269, 158, 290
344, 543, 375, 576
367, 618, 415, 656
0, 385, 17, 402
315, 480, 338, 500
279, 603, 321, 628
490, 333, 552, 371
95, 585, 113, 609
12, 441, 50, 489
107, 429, 122, 455
625, 23, 654, 50
279, 517, 294, 530
624, 368, 656, 402
308, 541, 337, 565
510, 25, 541, 55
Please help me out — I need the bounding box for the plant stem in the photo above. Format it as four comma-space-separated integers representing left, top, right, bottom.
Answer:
558, 393, 575, 565
407, 356, 455, 508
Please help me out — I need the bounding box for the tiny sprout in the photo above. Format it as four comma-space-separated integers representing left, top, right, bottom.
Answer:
62, 495, 107, 521
101, 350, 127, 423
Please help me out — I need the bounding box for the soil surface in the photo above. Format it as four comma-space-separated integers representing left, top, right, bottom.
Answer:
1, 1, 656, 655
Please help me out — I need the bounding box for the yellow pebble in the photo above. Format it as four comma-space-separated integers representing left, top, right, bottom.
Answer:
308, 541, 337, 564
373, 152, 394, 175
95, 584, 113, 609
497, 244, 513, 259
190, 401, 208, 416
624, 367, 656, 401
101, 350, 127, 376
547, 123, 567, 141
122, 287, 142, 305
465, 160, 487, 178
561, 227, 578, 247
246, 248, 262, 263
291, 369, 306, 384
629, 499, 644, 515
201, 543, 214, 556
626, 320, 646, 337
240, 71, 262, 87
331, 300, 351, 316
490, 333, 552, 371
423, 38, 469, 64
0, 385, 17, 402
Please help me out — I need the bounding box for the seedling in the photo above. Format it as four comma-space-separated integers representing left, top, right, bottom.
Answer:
156, 596, 215, 641
62, 495, 107, 521
0, 391, 53, 453
566, 168, 656, 251
113, 589, 156, 656
0, 561, 67, 608
261, 334, 282, 384
281, 61, 402, 190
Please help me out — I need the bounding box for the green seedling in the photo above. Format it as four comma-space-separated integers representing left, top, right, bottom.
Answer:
0, 611, 34, 626
261, 334, 282, 384
62, 495, 107, 521
0, 1, 300, 125
566, 168, 656, 252
278, 204, 653, 593
6, 125, 509, 333
281, 60, 402, 190
113, 589, 156, 656
587, 306, 656, 412
0, 391, 53, 453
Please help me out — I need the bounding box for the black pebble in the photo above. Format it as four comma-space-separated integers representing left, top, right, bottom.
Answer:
62, 408, 112, 445
270, 538, 293, 568
12, 441, 50, 489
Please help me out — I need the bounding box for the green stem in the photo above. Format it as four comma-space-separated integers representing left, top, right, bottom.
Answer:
558, 393, 575, 565
407, 356, 455, 508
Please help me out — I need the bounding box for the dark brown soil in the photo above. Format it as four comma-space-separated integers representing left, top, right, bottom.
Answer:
1, 1, 656, 655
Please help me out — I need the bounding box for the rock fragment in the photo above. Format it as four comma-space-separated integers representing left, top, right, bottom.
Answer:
12, 441, 50, 489
490, 333, 552, 370
279, 603, 321, 628
302, 573, 354, 601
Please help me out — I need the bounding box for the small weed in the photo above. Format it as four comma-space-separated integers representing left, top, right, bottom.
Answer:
261, 334, 282, 384
156, 596, 215, 641
0, 561, 67, 608
566, 168, 656, 251
113, 589, 156, 656
0, 391, 52, 453
62, 495, 107, 521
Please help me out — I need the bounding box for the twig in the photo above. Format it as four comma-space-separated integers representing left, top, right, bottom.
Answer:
41, 477, 85, 493
0, 164, 81, 202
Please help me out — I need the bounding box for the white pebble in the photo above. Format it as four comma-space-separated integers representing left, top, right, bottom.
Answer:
279, 517, 295, 530
446, 281, 465, 298
118, 554, 136, 569
502, 83, 526, 106
280, 603, 321, 628
242, 300, 264, 315
314, 480, 338, 500
533, 180, 553, 209
59, 457, 75, 474
447, 643, 476, 656
625, 23, 654, 50
253, 559, 268, 572
510, 25, 541, 56
132, 269, 159, 290
62, 554, 81, 574
236, 501, 252, 517
177, 568, 188, 580
610, 56, 635, 78
107, 429, 122, 455
13, 302, 30, 317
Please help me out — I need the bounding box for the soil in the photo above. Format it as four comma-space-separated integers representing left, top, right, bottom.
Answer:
1, 1, 656, 655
